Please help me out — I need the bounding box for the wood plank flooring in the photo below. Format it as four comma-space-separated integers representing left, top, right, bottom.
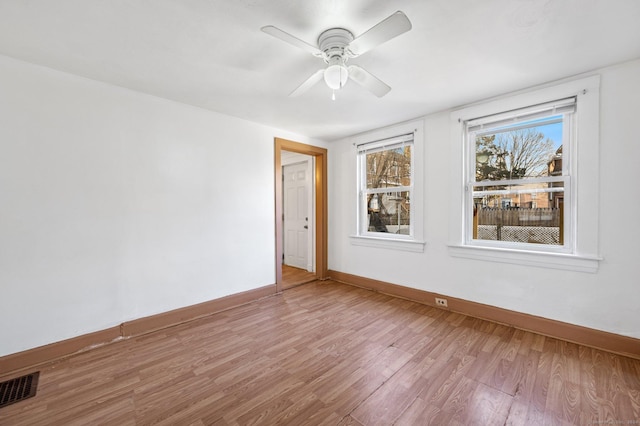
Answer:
282, 265, 317, 289
1, 280, 639, 425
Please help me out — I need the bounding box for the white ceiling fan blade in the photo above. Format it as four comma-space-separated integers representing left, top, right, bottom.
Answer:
289, 69, 325, 97
348, 11, 412, 56
347, 65, 391, 97
261, 26, 323, 57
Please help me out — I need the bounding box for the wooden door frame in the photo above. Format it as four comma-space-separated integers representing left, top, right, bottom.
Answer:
275, 138, 328, 292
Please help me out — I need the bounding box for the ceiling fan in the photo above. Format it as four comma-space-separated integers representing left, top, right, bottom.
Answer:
261, 11, 412, 99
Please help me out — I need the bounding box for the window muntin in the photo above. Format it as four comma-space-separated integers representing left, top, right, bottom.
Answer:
466, 98, 575, 250
358, 134, 414, 238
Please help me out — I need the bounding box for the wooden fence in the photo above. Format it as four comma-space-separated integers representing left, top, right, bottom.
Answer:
477, 207, 560, 227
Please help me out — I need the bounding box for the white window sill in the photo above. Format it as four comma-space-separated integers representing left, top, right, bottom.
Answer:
448, 244, 601, 273
350, 235, 426, 252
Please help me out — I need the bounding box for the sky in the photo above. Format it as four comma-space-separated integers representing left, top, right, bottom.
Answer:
524, 115, 563, 149
486, 114, 564, 150
537, 120, 563, 149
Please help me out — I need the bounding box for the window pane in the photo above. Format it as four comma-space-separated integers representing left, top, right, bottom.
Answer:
366, 191, 410, 234
475, 117, 563, 181
472, 183, 564, 245
366, 145, 411, 189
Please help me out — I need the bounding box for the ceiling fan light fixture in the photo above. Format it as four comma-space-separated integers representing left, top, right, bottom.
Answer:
262, 11, 411, 98
324, 64, 349, 90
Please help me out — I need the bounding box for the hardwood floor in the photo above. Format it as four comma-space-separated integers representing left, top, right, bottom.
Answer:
1, 280, 639, 425
282, 264, 317, 289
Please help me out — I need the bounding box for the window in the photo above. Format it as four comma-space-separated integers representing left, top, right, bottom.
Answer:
359, 134, 413, 237
449, 76, 601, 272
467, 97, 575, 250
350, 120, 424, 252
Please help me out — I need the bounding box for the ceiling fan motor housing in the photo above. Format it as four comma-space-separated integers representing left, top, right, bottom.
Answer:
317, 28, 354, 64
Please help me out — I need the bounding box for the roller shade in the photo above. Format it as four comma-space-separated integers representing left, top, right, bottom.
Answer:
356, 133, 413, 154
467, 97, 576, 134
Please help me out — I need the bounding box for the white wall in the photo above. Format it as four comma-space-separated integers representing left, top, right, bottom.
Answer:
0, 54, 324, 357
329, 58, 640, 339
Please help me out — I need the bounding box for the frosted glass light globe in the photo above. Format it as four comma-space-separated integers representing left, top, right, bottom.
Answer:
324, 64, 349, 90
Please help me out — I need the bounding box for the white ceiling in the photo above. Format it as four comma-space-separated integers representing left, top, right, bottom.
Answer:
1, 0, 639, 141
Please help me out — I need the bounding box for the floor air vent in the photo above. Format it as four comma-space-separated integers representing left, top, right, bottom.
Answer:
0, 372, 40, 409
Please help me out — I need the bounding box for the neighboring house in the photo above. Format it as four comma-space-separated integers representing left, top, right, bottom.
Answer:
548, 145, 564, 209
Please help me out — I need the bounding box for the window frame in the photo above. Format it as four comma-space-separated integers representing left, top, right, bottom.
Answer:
350, 119, 425, 252
358, 134, 414, 239
448, 76, 602, 272
464, 98, 575, 253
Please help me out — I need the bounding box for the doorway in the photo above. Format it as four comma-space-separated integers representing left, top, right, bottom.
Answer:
275, 138, 327, 292
282, 155, 313, 272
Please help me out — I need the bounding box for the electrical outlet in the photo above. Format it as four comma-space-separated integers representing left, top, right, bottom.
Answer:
435, 297, 448, 308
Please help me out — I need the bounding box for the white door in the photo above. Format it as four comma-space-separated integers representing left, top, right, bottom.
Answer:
283, 161, 310, 270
